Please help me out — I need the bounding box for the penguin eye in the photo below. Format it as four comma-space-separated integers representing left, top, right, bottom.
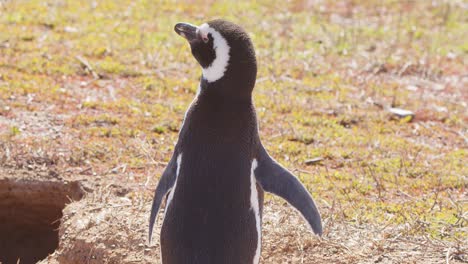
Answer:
202, 34, 209, 43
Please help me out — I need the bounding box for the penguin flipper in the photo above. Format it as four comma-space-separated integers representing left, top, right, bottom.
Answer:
148, 153, 178, 243
255, 145, 323, 236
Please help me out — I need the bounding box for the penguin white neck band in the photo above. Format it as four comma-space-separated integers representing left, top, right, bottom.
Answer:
198, 23, 230, 83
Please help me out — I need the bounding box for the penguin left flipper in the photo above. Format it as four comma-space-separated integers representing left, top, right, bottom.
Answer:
148, 152, 178, 243
255, 145, 323, 236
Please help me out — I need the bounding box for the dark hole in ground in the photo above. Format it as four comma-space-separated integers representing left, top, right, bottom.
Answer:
0, 179, 84, 264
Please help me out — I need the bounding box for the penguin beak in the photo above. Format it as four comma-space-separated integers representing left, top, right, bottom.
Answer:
174, 23, 199, 43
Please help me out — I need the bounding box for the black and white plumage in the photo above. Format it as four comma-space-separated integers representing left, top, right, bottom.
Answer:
149, 19, 322, 264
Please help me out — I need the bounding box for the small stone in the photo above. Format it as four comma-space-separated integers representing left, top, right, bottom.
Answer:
406, 85, 418, 91
446, 52, 457, 60
64, 26, 78, 33
388, 107, 415, 121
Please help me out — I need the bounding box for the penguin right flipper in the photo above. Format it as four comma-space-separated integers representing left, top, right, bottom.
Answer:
148, 152, 178, 243
255, 145, 323, 236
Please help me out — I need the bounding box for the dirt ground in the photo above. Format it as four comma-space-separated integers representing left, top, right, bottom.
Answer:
0, 166, 464, 264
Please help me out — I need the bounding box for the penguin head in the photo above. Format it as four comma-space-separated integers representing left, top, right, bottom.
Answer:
175, 20, 257, 97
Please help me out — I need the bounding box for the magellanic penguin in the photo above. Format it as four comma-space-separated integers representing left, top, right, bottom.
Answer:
149, 19, 322, 264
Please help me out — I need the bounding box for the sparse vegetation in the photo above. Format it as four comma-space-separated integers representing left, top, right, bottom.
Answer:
0, 0, 466, 263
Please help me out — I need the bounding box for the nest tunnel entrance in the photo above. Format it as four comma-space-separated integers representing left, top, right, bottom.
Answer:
0, 179, 84, 264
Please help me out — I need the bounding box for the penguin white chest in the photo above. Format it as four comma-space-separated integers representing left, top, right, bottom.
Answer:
250, 159, 261, 264
164, 153, 182, 216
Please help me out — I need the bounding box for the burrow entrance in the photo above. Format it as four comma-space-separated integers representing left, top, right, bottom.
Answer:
0, 179, 84, 264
